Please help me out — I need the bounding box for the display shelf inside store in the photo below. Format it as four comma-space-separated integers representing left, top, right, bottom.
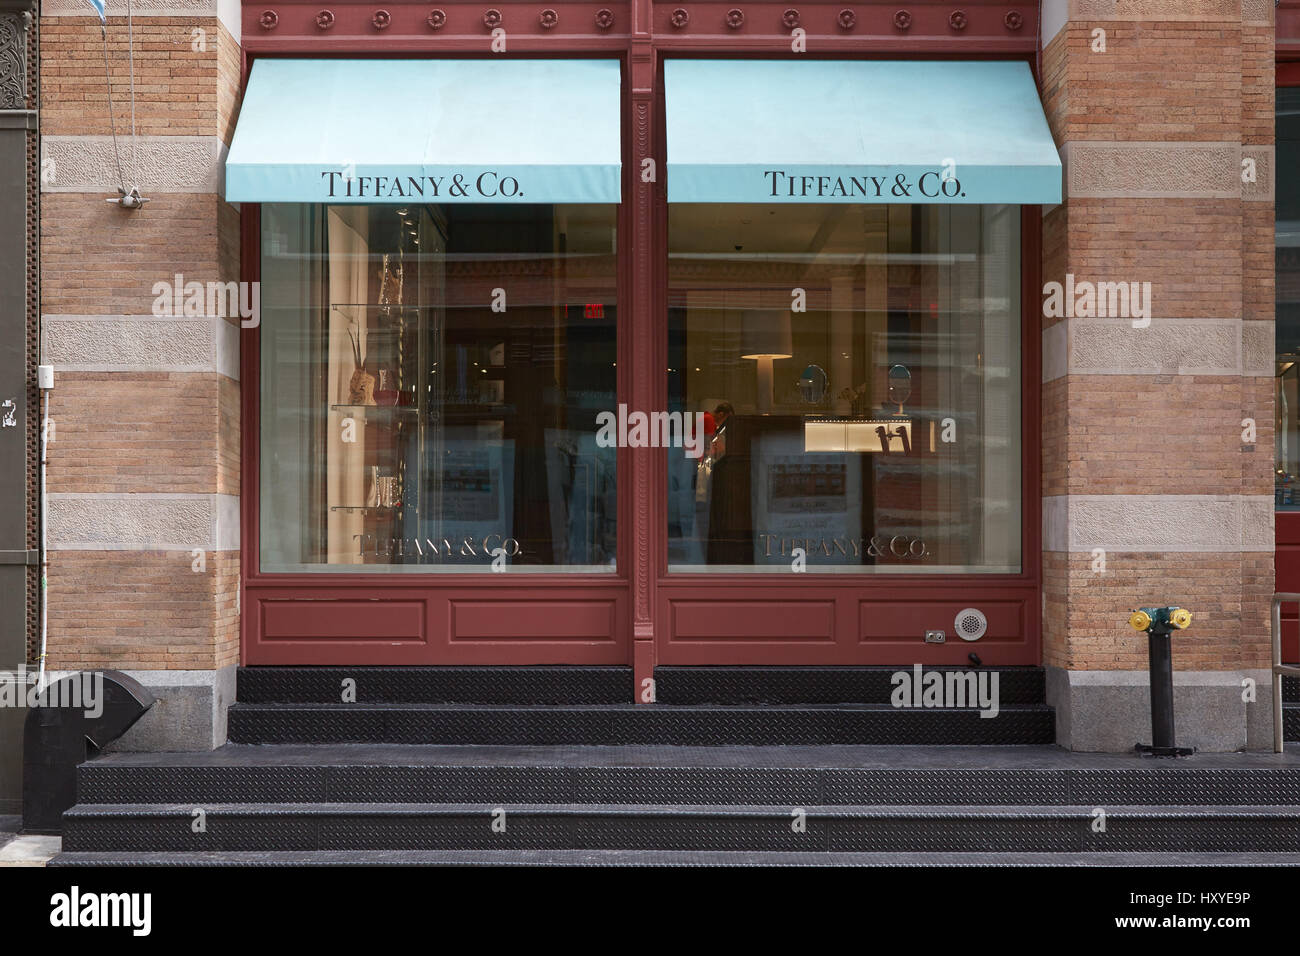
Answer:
330, 403, 418, 414
330, 303, 432, 312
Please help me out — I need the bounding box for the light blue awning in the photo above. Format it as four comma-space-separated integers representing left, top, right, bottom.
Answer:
226, 59, 621, 204
665, 60, 1062, 204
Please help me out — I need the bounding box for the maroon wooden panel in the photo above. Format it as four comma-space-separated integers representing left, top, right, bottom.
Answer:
449, 600, 618, 641
1279, 513, 1300, 547
1281, 1, 1300, 55
247, 584, 630, 663
660, 587, 844, 663
1276, 545, 1300, 581
250, 588, 433, 664
670, 600, 836, 642
658, 583, 1037, 664
859, 598, 1022, 645
262, 599, 426, 641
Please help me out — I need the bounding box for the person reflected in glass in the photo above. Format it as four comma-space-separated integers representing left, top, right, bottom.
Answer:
710, 401, 734, 461
706, 401, 751, 564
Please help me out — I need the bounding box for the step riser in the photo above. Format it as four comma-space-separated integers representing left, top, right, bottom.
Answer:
235, 667, 1047, 706
1279, 674, 1300, 742
656, 667, 1046, 705
77, 766, 1300, 806
237, 667, 633, 705
226, 709, 1055, 746
62, 816, 1300, 854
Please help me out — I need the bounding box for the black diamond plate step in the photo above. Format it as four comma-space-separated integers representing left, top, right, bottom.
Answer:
224, 703, 1056, 745
1268, 673, 1300, 741
49, 849, 1300, 867
58, 803, 1300, 853
655, 666, 1045, 705
75, 745, 1300, 806
237, 667, 633, 704
60, 746, 1300, 861
1283, 674, 1300, 702
1283, 673, 1299, 742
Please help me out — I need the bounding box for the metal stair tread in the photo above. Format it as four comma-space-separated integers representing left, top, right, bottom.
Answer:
227, 702, 1052, 711
80, 742, 1300, 769
62, 802, 1300, 817
48, 849, 1300, 867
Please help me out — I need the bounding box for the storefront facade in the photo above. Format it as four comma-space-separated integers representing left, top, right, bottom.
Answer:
232, 47, 1051, 675
14, 0, 1280, 760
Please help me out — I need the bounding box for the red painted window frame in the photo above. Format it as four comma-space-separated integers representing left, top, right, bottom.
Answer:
236, 3, 1044, 670
238, 51, 636, 667
649, 50, 1042, 666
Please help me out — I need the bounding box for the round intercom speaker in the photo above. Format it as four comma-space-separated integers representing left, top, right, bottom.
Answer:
954, 607, 987, 641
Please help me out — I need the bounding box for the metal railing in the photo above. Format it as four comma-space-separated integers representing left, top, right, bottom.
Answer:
1271, 593, 1300, 753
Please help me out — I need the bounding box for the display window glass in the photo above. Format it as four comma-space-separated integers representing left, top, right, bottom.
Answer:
667, 203, 1022, 572
1278, 87, 1300, 510
258, 203, 619, 572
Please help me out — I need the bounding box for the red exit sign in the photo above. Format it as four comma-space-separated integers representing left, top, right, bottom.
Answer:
583, 303, 605, 319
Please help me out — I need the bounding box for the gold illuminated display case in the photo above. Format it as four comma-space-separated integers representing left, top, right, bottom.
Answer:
313, 203, 615, 569
325, 207, 447, 566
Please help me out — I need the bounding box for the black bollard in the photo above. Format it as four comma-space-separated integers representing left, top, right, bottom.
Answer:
1146, 627, 1177, 751
1130, 607, 1194, 757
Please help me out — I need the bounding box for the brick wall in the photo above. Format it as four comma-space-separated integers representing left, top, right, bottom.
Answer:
1041, 4, 1274, 677
46, 550, 238, 670
39, 7, 241, 674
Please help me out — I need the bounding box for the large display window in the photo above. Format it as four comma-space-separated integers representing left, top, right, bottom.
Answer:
1278, 86, 1300, 509
236, 46, 1050, 667
258, 203, 619, 572
667, 203, 1021, 573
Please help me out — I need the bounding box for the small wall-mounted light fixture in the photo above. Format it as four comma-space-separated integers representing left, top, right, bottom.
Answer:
107, 186, 149, 209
